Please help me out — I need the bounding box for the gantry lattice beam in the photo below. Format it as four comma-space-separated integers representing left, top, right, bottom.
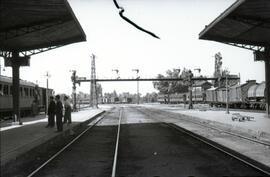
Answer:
76, 77, 240, 83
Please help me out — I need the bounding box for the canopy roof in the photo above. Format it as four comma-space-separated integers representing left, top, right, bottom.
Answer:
199, 0, 270, 48
0, 0, 86, 52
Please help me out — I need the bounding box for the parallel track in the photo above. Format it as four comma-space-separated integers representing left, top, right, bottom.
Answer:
136, 107, 270, 176
26, 111, 109, 177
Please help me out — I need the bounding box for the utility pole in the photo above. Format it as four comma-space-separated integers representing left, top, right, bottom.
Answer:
188, 70, 193, 109
193, 68, 201, 102
45, 71, 51, 115
132, 69, 139, 104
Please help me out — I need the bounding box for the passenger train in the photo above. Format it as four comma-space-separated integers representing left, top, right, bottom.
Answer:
157, 80, 266, 110
0, 76, 53, 119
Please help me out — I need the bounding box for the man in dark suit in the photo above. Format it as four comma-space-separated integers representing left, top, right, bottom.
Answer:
55, 95, 63, 132
46, 96, 56, 127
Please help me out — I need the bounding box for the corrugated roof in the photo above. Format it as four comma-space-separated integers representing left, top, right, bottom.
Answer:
0, 0, 86, 52
199, 0, 270, 47
247, 84, 258, 97
256, 82, 265, 97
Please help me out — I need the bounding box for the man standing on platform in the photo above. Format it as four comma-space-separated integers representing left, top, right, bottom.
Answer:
55, 95, 63, 132
46, 96, 56, 127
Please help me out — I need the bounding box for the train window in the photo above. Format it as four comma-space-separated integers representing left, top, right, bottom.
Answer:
3, 85, 9, 95
10, 86, 12, 95
24, 88, 29, 97
30, 89, 32, 97
20, 87, 23, 96
0, 84, 2, 96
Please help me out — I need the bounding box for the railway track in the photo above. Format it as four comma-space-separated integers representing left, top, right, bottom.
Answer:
14, 106, 270, 177
24, 107, 122, 177
136, 106, 270, 175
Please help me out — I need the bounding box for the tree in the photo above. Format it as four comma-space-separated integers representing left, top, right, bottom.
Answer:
153, 68, 189, 95
153, 74, 170, 94
142, 92, 158, 103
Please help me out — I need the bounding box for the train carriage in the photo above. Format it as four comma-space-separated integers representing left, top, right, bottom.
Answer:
229, 80, 257, 108
205, 87, 218, 105
0, 76, 53, 119
247, 82, 266, 109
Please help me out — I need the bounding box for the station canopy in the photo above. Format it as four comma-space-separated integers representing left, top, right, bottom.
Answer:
0, 0, 86, 53
199, 0, 270, 49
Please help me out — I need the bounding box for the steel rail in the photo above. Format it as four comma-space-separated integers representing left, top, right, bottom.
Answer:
26, 113, 107, 177
111, 108, 123, 177
167, 123, 270, 176
136, 107, 270, 176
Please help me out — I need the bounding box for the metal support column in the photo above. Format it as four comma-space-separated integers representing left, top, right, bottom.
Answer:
188, 70, 193, 109
265, 47, 270, 117
226, 75, 230, 114
90, 54, 98, 108
5, 52, 30, 124
188, 85, 193, 109
12, 54, 21, 123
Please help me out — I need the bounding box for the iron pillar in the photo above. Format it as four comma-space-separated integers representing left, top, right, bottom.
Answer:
265, 47, 270, 117
5, 52, 30, 123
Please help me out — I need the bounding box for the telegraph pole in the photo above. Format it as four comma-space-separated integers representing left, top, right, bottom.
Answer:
45, 71, 51, 115
188, 70, 193, 109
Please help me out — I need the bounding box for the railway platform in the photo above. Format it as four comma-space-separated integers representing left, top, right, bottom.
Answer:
143, 104, 270, 143
0, 106, 111, 166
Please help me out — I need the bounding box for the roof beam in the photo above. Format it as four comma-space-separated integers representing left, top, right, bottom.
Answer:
225, 42, 265, 52
0, 45, 63, 58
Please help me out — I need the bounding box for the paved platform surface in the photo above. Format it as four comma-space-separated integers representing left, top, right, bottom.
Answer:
142, 103, 270, 142
0, 106, 111, 165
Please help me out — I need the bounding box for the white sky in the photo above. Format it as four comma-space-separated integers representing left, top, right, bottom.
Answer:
0, 0, 265, 96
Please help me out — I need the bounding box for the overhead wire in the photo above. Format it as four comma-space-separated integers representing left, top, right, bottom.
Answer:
113, 0, 160, 39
